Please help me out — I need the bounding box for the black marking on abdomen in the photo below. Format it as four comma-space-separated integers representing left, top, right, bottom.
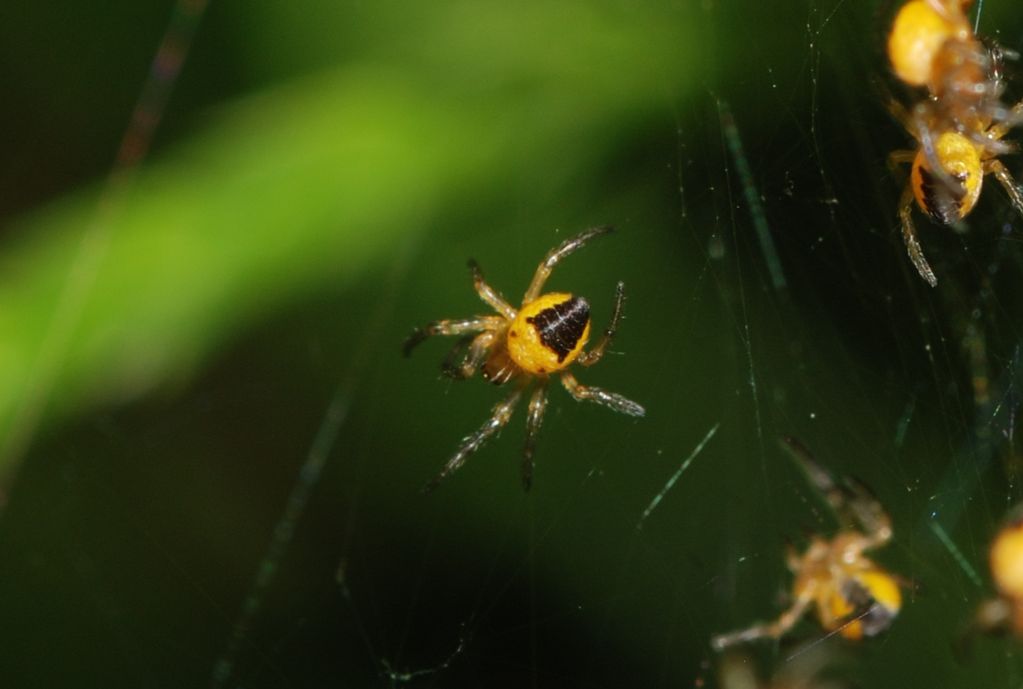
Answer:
842, 578, 895, 637
919, 165, 966, 225
526, 297, 589, 363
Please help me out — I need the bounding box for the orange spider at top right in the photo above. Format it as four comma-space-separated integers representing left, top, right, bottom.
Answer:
887, 0, 1023, 286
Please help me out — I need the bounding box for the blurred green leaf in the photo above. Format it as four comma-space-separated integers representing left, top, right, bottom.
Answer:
0, 1, 695, 478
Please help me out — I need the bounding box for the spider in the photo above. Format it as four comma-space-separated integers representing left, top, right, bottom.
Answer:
886, 0, 1023, 285
971, 508, 1023, 637
889, 95, 1023, 287
889, 1, 987, 106
711, 438, 903, 650
887, 0, 1017, 135
403, 226, 645, 491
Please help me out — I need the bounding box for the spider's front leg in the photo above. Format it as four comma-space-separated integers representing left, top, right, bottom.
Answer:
402, 316, 503, 357
559, 371, 645, 417
523, 225, 613, 303
469, 259, 516, 319
898, 185, 939, 287
422, 386, 525, 492
986, 159, 1023, 218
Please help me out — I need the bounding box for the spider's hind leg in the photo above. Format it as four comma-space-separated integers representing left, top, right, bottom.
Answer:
559, 370, 645, 417
423, 386, 525, 492
521, 382, 549, 490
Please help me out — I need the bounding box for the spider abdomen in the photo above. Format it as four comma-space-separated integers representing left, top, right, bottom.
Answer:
912, 130, 983, 224
507, 292, 591, 375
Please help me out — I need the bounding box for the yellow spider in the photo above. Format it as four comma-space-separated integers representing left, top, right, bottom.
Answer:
887, 0, 1023, 286
403, 226, 645, 491
889, 1, 987, 110
889, 95, 1023, 287
711, 438, 903, 650
973, 508, 1023, 637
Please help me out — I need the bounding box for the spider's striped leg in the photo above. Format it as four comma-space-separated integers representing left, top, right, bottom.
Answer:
422, 386, 525, 492
577, 282, 625, 367
559, 371, 645, 417
988, 98, 1023, 140
469, 259, 516, 319
710, 583, 818, 651
987, 159, 1023, 218
521, 382, 548, 490
899, 185, 938, 287
523, 226, 613, 303
442, 331, 498, 380
402, 316, 503, 357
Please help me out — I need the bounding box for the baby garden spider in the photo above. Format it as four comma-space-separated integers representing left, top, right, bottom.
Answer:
889, 97, 1023, 287
887, 0, 1023, 285
711, 438, 902, 650
971, 507, 1023, 638
889, 1, 989, 112
403, 226, 645, 491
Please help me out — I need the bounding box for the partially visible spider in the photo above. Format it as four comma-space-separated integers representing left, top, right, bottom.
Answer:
887, 0, 1023, 286
711, 438, 903, 650
889, 95, 1023, 287
403, 226, 645, 491
887, 1, 1017, 139
971, 507, 1023, 638
889, 1, 988, 110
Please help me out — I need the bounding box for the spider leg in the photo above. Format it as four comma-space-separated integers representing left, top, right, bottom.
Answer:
442, 330, 498, 380
988, 99, 1023, 141
841, 477, 894, 549
577, 282, 625, 367
523, 225, 614, 303
521, 381, 549, 490
923, 0, 967, 21
711, 582, 818, 651
402, 316, 503, 357
422, 386, 525, 492
559, 370, 645, 417
985, 159, 1023, 218
785, 541, 803, 573
781, 437, 893, 547
899, 184, 939, 287
468, 259, 516, 320
888, 149, 916, 174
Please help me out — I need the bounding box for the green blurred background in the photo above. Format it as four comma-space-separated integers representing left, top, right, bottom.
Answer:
3, 0, 1023, 686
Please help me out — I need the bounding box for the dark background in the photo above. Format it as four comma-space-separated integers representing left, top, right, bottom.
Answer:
2, 1, 1023, 686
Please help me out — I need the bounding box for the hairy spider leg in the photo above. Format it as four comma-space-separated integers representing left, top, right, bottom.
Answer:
559, 370, 645, 417
986, 99, 1023, 141
422, 386, 525, 492
985, 159, 1023, 216
782, 436, 894, 547
402, 316, 503, 357
522, 382, 549, 489
443, 330, 499, 380
899, 185, 940, 286
523, 225, 614, 304
469, 259, 516, 319
577, 281, 625, 367
711, 584, 819, 651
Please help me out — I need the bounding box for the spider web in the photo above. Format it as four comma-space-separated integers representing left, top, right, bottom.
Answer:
2, 1, 1023, 688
